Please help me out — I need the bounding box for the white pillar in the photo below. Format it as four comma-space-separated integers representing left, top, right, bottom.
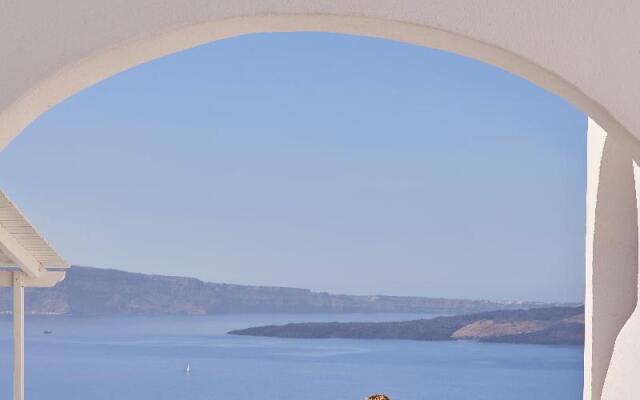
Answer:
600, 162, 640, 400
585, 119, 639, 400
13, 272, 24, 400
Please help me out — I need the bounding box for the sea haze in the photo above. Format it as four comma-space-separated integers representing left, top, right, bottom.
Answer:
0, 314, 583, 400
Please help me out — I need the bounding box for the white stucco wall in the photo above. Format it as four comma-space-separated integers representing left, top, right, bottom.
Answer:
1, 1, 640, 153
1, 1, 639, 399
586, 120, 639, 400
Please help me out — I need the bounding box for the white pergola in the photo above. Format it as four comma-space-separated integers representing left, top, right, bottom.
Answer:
0, 190, 68, 400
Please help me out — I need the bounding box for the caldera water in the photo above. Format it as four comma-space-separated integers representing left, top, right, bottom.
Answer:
0, 314, 583, 399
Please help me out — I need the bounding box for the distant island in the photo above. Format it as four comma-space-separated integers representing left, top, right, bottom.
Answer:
229, 306, 584, 345
0, 266, 577, 316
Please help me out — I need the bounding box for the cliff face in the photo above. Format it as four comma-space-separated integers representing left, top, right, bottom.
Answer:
0, 266, 572, 316
229, 306, 585, 345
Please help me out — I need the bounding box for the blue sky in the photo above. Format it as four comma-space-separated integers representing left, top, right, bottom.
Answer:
0, 33, 586, 302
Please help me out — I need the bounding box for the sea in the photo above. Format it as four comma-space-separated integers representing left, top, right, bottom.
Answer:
0, 313, 583, 400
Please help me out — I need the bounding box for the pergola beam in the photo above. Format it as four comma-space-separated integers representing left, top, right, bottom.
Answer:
0, 271, 65, 287
0, 224, 44, 277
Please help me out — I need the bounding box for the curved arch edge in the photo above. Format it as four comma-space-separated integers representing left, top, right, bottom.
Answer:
0, 14, 638, 156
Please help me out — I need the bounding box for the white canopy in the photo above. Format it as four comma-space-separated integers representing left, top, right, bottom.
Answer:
0, 190, 67, 286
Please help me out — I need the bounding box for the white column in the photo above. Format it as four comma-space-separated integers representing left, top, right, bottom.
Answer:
585, 119, 639, 400
600, 162, 640, 400
13, 272, 24, 400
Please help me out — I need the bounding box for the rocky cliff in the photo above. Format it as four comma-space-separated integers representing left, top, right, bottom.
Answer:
229, 306, 585, 345
0, 266, 573, 316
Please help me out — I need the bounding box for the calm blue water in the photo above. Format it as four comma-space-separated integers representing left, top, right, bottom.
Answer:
0, 314, 583, 400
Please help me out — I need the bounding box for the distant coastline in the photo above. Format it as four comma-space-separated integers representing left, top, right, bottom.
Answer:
229, 306, 585, 345
0, 266, 579, 316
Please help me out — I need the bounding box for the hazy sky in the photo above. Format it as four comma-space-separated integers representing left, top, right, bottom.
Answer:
0, 33, 586, 302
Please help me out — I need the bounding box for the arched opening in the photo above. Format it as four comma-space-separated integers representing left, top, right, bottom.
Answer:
0, 32, 596, 400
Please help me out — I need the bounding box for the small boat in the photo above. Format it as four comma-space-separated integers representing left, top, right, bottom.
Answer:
185, 363, 191, 374
43, 330, 53, 335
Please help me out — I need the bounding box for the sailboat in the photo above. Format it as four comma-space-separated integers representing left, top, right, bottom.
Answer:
186, 363, 191, 374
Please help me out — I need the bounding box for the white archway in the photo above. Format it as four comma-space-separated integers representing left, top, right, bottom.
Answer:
2, 2, 640, 399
